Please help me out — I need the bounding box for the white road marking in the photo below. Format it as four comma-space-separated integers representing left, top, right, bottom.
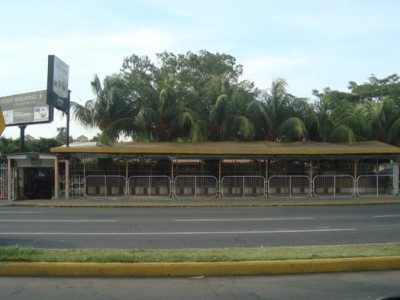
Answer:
373, 215, 400, 218
0, 220, 117, 223
0, 228, 356, 235
175, 217, 314, 222
0, 211, 42, 214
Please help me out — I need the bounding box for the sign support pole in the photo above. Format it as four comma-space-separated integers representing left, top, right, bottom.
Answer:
66, 90, 71, 147
19, 125, 26, 152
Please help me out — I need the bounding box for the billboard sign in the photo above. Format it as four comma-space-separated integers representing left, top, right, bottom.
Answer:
0, 90, 53, 126
47, 55, 69, 112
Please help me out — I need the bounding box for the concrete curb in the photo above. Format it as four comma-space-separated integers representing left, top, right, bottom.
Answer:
1, 256, 400, 277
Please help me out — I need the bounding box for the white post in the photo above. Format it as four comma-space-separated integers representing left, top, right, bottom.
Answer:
54, 156, 59, 200
392, 162, 399, 196
7, 157, 12, 201
354, 159, 358, 197
65, 159, 70, 199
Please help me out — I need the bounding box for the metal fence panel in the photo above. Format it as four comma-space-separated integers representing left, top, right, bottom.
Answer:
313, 175, 355, 197
128, 176, 171, 197
268, 175, 311, 198
62, 157, 398, 199
357, 175, 393, 197
175, 176, 218, 198
221, 176, 265, 198
85, 175, 126, 198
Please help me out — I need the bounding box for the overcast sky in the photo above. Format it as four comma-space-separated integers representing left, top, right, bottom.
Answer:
1, 0, 399, 139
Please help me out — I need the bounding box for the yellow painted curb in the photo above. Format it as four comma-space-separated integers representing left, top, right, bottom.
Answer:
1, 256, 400, 277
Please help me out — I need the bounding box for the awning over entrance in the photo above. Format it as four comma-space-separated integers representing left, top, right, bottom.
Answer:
7, 153, 56, 167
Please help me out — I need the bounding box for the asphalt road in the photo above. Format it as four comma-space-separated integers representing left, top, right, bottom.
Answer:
0, 271, 399, 300
0, 205, 399, 248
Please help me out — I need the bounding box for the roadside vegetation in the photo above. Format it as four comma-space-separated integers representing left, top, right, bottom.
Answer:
0, 243, 399, 263
70, 50, 400, 146
2, 51, 400, 153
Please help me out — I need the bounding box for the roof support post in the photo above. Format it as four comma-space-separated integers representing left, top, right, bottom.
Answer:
170, 158, 176, 198
392, 161, 399, 196
218, 159, 222, 198
83, 158, 86, 198
65, 159, 70, 199
7, 157, 12, 201
125, 160, 128, 198
354, 159, 358, 197
54, 156, 59, 200
265, 159, 269, 198
309, 159, 313, 197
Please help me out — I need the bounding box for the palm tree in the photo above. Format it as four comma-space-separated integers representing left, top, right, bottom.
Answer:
311, 89, 355, 143
71, 74, 135, 144
261, 79, 309, 142
208, 74, 260, 141
357, 96, 400, 145
346, 73, 400, 145
134, 67, 206, 142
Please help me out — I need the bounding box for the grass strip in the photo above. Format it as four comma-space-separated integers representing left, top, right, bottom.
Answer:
0, 243, 399, 263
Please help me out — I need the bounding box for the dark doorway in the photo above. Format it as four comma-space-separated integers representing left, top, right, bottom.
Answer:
24, 168, 54, 199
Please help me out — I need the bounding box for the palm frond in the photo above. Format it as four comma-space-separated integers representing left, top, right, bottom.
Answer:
387, 118, 400, 145
277, 117, 308, 142
229, 115, 254, 140
329, 125, 355, 143
70, 101, 96, 128
96, 130, 116, 146
90, 74, 103, 96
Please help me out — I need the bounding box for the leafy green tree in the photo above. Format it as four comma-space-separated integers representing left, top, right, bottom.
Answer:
55, 127, 73, 145
120, 54, 208, 142
24, 138, 62, 153
70, 49, 400, 146
156, 50, 245, 136
0, 137, 19, 156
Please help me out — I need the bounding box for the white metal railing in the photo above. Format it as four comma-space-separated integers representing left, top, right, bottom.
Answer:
221, 176, 265, 198
313, 175, 355, 197
61, 173, 396, 199
175, 175, 218, 198
128, 176, 171, 197
357, 175, 393, 197
268, 175, 311, 198
85, 175, 126, 198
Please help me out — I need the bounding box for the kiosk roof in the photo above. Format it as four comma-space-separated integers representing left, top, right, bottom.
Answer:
50, 140, 400, 158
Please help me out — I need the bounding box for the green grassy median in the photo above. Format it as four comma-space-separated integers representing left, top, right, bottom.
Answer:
1, 243, 399, 263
